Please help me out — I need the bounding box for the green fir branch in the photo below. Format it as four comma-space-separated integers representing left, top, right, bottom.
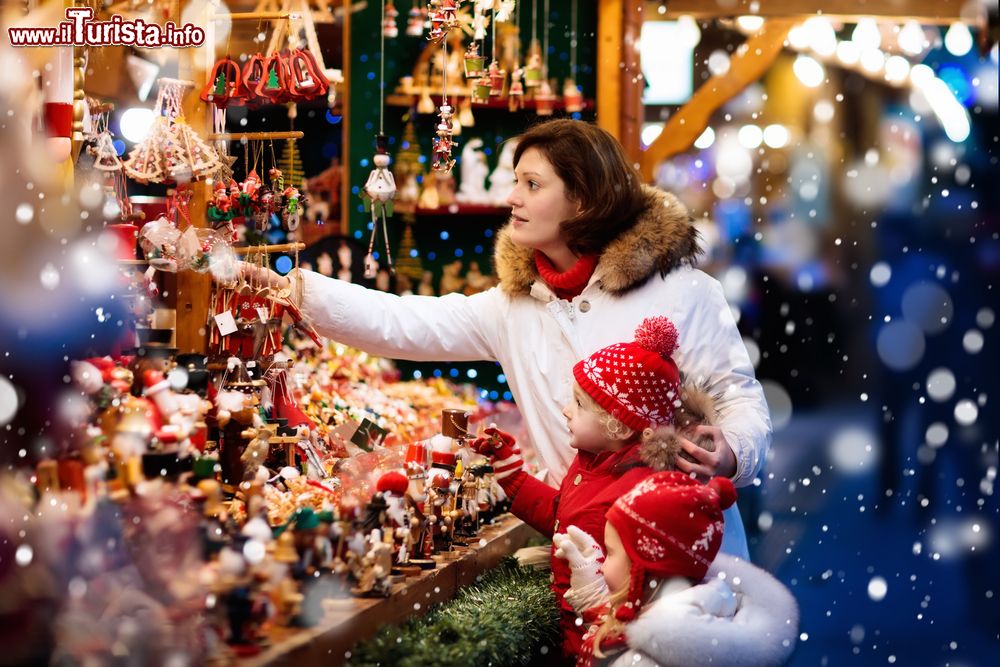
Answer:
346, 557, 560, 667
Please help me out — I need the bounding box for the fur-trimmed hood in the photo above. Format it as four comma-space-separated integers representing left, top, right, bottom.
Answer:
638, 384, 720, 472
493, 185, 699, 297
616, 553, 799, 667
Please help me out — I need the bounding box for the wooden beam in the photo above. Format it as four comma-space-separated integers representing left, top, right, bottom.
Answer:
596, 0, 624, 139
175, 1, 212, 357
340, 0, 351, 236
620, 1, 645, 166
639, 19, 796, 182
656, 0, 971, 25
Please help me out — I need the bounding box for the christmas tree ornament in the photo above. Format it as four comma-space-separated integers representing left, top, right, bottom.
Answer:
283, 184, 302, 231
432, 104, 456, 172
125, 79, 218, 184
360, 3, 397, 280
361, 134, 397, 278
563, 0, 583, 113
200, 56, 244, 108
406, 3, 426, 36
463, 41, 485, 77
508, 67, 525, 110
91, 130, 122, 171
563, 79, 583, 113
257, 53, 288, 102
241, 54, 267, 102
383, 1, 399, 38
288, 49, 328, 100
488, 60, 506, 96
534, 79, 555, 116
472, 75, 492, 103
524, 0, 543, 88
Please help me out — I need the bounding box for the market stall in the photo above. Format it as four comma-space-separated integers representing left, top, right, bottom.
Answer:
2, 1, 997, 665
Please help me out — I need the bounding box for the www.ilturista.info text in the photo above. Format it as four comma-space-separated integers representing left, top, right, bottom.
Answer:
7, 8, 205, 47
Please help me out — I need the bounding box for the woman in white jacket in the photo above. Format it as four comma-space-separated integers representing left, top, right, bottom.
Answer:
243, 119, 771, 556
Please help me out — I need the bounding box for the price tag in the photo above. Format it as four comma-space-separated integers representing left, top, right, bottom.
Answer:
214, 310, 238, 336
256, 307, 269, 323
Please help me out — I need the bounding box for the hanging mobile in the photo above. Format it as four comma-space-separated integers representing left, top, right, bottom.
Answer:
362, 133, 397, 278
360, 0, 397, 280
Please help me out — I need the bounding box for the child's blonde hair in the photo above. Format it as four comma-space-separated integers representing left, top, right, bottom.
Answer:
573, 382, 634, 442
590, 583, 631, 658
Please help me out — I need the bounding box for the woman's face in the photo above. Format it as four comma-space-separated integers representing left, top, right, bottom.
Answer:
603, 522, 631, 594
506, 147, 580, 253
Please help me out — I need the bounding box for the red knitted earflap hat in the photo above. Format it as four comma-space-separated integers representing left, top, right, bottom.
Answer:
572, 316, 681, 432
605, 471, 737, 620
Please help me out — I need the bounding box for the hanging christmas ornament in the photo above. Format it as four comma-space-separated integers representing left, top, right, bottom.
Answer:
508, 67, 525, 110
464, 42, 485, 77
535, 79, 555, 116
524, 0, 543, 88
384, 1, 399, 37
362, 134, 397, 278
125, 79, 219, 184
91, 131, 123, 171
432, 104, 456, 172
360, 0, 398, 279
563, 80, 583, 113
407, 3, 426, 36
472, 75, 492, 103
200, 56, 244, 108
563, 0, 583, 113
488, 60, 506, 96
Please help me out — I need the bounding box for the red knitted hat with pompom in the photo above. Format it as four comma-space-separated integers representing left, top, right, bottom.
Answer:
572, 316, 681, 431
606, 471, 737, 621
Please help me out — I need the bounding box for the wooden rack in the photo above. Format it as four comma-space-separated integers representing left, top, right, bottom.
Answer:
208, 131, 305, 142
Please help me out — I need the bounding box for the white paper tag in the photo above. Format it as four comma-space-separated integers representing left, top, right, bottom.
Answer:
214, 310, 238, 336
256, 307, 269, 323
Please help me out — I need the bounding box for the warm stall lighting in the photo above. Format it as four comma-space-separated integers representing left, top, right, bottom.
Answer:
860, 49, 886, 74
852, 18, 882, 51
897, 20, 927, 55
763, 124, 790, 148
693, 126, 715, 149
803, 17, 837, 57
813, 100, 835, 123
738, 124, 763, 149
793, 55, 826, 88
836, 40, 861, 65
736, 15, 765, 33
944, 22, 973, 57
119, 108, 155, 143
884, 55, 911, 83
922, 77, 971, 142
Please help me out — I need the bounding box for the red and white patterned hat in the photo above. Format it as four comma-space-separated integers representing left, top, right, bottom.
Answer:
606, 471, 737, 620
572, 316, 681, 431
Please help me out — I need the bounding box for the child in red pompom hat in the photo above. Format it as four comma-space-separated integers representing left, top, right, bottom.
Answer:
472, 317, 723, 656
572, 472, 798, 667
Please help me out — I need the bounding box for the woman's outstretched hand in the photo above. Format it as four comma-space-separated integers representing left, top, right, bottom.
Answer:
238, 261, 291, 291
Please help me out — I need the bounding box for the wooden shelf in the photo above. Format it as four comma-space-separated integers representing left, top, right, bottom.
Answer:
386, 93, 594, 113
243, 515, 538, 666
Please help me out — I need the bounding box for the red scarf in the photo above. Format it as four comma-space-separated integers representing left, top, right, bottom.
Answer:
577, 603, 628, 667
534, 251, 598, 300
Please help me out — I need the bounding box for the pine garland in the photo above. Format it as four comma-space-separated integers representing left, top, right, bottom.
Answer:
346, 557, 560, 667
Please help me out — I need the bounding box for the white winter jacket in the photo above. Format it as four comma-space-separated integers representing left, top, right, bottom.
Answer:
295, 186, 771, 557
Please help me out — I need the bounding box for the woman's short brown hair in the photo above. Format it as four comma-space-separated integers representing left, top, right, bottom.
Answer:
513, 119, 646, 255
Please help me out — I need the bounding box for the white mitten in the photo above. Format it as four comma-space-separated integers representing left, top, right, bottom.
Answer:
554, 525, 611, 612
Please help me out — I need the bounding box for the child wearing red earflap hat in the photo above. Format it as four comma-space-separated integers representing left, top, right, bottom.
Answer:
571, 471, 798, 667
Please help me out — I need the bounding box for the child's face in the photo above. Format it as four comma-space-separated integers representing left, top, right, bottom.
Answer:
603, 523, 631, 594
562, 384, 623, 453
